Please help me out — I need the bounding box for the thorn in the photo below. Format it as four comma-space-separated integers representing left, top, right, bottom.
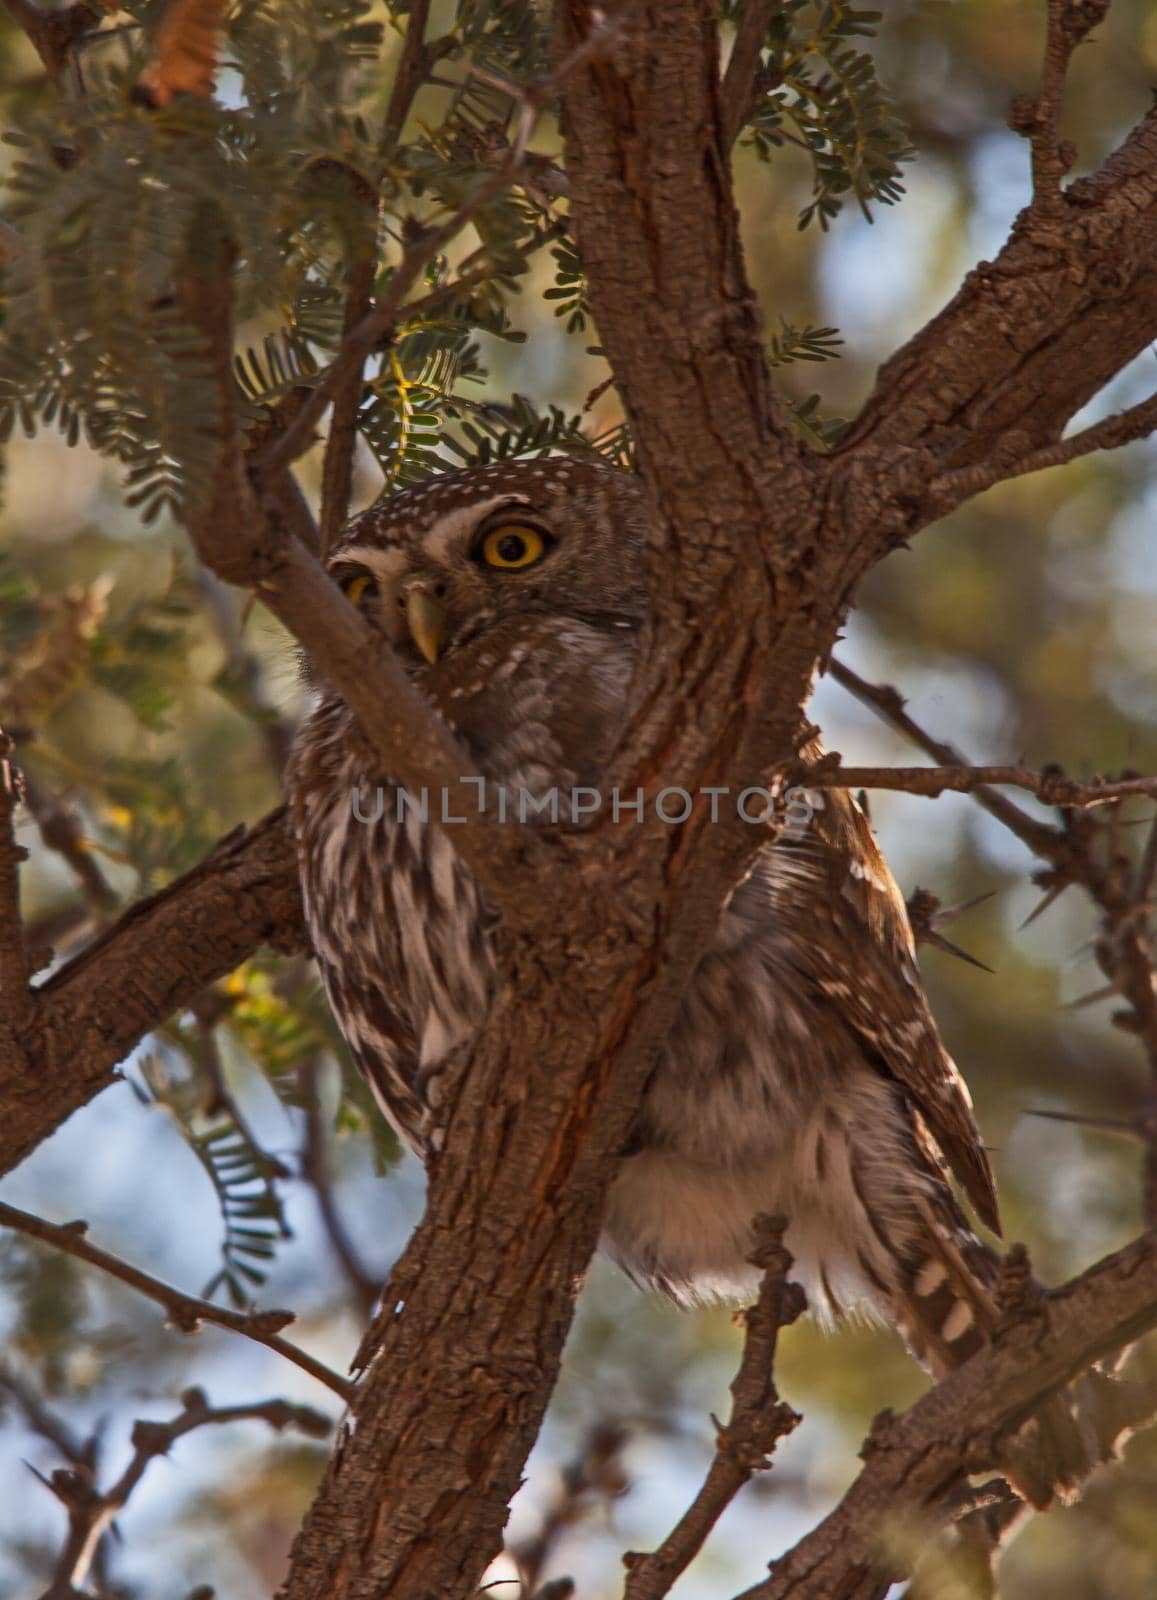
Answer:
22, 1459, 53, 1490
923, 928, 996, 974
1062, 984, 1117, 1011
1023, 1107, 1139, 1137
1019, 882, 1071, 930
928, 889, 997, 926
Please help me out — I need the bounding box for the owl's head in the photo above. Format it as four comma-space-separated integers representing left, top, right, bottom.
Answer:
326, 458, 649, 672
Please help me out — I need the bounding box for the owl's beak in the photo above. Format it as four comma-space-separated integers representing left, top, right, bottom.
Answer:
404, 586, 449, 665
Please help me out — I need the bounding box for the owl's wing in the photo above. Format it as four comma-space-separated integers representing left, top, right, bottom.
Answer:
761, 782, 1001, 1235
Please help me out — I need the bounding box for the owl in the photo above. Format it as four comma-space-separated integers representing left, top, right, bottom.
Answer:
287, 458, 1084, 1491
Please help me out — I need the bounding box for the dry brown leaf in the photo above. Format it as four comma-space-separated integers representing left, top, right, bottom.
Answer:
138, 0, 227, 106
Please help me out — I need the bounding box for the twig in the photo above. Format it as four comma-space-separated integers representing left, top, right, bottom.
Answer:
0, 1199, 353, 1401
382, 0, 432, 148
242, 388, 322, 556
927, 388, 1157, 507
40, 1386, 331, 1599
0, 1360, 94, 1470
255, 189, 507, 479
0, 0, 99, 87
720, 0, 778, 148
801, 758, 1157, 809
316, 161, 379, 555
299, 1055, 378, 1319
22, 902, 94, 967
258, 456, 322, 557
828, 654, 1157, 1223
319, 245, 376, 555
0, 731, 34, 1032
257, 13, 623, 481
196, 569, 296, 774
0, 1361, 120, 1593
174, 174, 557, 911
827, 659, 1063, 856
0, 216, 23, 264
624, 1217, 805, 1600
253, 0, 437, 541
22, 776, 118, 922
1008, 0, 1109, 211
511, 1419, 628, 1595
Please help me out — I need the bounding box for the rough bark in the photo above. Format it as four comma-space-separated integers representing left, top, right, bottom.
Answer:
0, 808, 304, 1177
844, 103, 1157, 532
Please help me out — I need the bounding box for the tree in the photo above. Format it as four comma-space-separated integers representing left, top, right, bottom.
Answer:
1, 0, 1157, 1596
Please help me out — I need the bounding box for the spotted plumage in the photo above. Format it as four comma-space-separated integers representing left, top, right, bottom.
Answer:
287, 459, 1084, 1496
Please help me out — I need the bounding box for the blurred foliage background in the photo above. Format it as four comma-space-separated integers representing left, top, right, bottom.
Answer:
2, 0, 1157, 1596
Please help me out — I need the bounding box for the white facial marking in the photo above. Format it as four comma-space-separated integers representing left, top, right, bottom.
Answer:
420, 496, 523, 566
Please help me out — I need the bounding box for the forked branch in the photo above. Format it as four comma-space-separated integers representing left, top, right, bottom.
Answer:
39, 1387, 331, 1600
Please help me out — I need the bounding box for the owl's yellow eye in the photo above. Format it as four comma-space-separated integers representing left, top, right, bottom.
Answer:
339, 571, 379, 607
478, 524, 547, 570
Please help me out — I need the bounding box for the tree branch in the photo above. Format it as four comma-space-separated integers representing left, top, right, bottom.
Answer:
39, 1387, 331, 1600
316, 163, 379, 557
275, 9, 833, 1593
2, 1362, 113, 1593
0, 1360, 92, 1470
926, 388, 1157, 508
298, 1055, 379, 1320
1009, 0, 1108, 212
826, 658, 1063, 856
0, 0, 99, 87
623, 1217, 804, 1600
179, 233, 553, 913
840, 85, 1157, 540
510, 1419, 629, 1595
735, 1231, 1157, 1600
720, 0, 777, 149
381, 0, 432, 148
0, 807, 304, 1179
802, 758, 1157, 808
0, 1199, 353, 1401
22, 776, 118, 925
0, 732, 33, 1034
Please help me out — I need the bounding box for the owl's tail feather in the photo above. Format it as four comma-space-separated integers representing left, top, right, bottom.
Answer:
893, 1194, 1094, 1509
